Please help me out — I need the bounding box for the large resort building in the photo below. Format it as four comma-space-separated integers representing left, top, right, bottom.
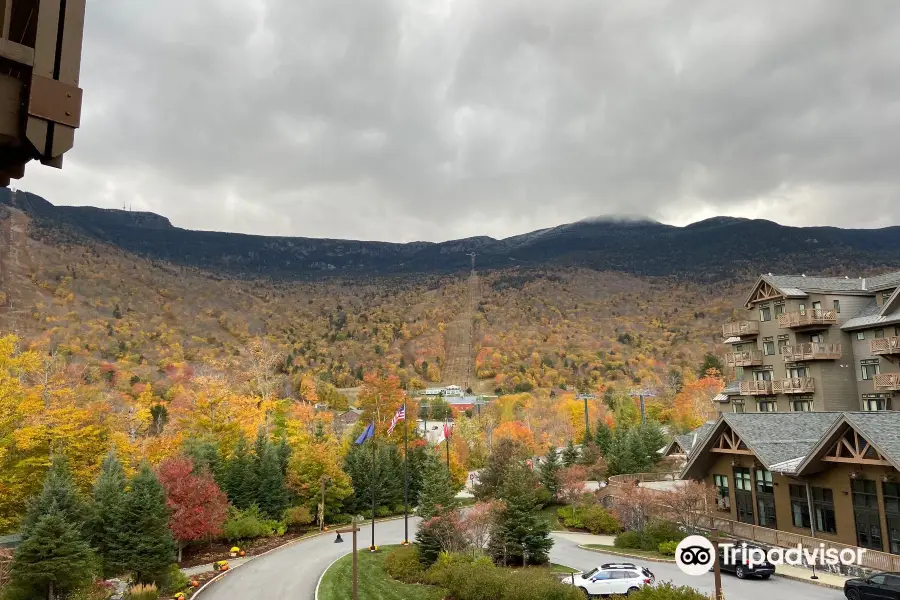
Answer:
678, 411, 900, 555
719, 271, 900, 413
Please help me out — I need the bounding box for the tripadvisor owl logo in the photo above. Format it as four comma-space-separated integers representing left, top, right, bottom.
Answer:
675, 536, 716, 576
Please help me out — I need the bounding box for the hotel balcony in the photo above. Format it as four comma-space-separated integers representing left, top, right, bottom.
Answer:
723, 321, 760, 338
773, 377, 815, 394
778, 309, 838, 329
874, 373, 900, 392
739, 380, 774, 396
871, 337, 900, 356
782, 343, 842, 362
726, 351, 763, 367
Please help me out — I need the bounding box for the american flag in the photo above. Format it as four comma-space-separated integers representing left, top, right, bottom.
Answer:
387, 405, 406, 435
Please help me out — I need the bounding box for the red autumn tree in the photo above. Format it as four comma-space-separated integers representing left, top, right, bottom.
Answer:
158, 455, 229, 561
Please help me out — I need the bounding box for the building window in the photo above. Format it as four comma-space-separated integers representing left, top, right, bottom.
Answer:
714, 475, 731, 511
754, 369, 772, 381
763, 338, 775, 356
857, 331, 866, 341
862, 360, 881, 381
834, 300, 841, 314
756, 469, 776, 528
884, 482, 900, 554
759, 304, 772, 322
732, 401, 745, 414
777, 336, 789, 354
812, 487, 837, 534
799, 303, 806, 315
792, 399, 812, 412
774, 302, 785, 317
875, 329, 885, 339
787, 365, 808, 379
809, 334, 823, 344
852, 479, 883, 550
812, 301, 822, 311
734, 467, 754, 524
758, 400, 777, 412
863, 397, 889, 411
790, 484, 811, 529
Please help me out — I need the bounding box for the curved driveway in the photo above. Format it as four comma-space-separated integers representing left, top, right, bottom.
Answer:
200, 522, 840, 600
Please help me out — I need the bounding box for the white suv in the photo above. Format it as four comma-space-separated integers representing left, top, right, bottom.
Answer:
570, 563, 655, 597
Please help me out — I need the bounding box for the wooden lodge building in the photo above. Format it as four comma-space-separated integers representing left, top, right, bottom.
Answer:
678, 411, 900, 554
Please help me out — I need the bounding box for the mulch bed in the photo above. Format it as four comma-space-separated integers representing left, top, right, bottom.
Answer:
179, 528, 320, 569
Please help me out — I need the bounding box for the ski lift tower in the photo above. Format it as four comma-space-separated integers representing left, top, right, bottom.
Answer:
629, 387, 657, 426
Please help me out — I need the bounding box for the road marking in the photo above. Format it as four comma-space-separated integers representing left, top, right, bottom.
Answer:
314, 552, 352, 600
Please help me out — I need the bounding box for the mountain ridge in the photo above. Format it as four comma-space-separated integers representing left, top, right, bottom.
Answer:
4, 188, 900, 280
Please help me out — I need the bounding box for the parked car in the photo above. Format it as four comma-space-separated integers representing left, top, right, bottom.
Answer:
569, 563, 655, 597
716, 544, 775, 579
844, 571, 900, 600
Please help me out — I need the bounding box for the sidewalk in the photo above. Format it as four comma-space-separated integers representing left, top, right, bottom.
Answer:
774, 564, 850, 590
551, 531, 617, 545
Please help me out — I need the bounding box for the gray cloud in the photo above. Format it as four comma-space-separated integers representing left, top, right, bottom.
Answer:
19, 0, 900, 241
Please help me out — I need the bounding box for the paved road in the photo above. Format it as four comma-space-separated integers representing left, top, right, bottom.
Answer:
550, 536, 842, 600
200, 520, 843, 600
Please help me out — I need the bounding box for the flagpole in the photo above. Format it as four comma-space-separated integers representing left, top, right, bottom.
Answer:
371, 431, 376, 551
403, 400, 409, 545
445, 417, 450, 471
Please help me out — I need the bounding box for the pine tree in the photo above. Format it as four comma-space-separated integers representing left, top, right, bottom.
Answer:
9, 509, 95, 600
89, 451, 127, 577
224, 435, 258, 509
22, 455, 87, 535
639, 419, 668, 460
538, 447, 561, 501
113, 464, 175, 585
417, 455, 457, 520
594, 421, 613, 455
473, 438, 526, 501
561, 440, 579, 467
276, 435, 292, 475
256, 444, 290, 519
488, 464, 552, 566
184, 437, 225, 484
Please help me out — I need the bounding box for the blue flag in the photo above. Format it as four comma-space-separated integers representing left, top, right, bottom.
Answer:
355, 421, 375, 445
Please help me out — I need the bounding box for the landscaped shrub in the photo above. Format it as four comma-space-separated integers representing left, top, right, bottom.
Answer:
643, 519, 686, 548
628, 581, 712, 599
614, 530, 643, 549
222, 506, 279, 541
377, 505, 391, 518
557, 506, 583, 529
161, 563, 190, 595
125, 583, 159, 600
534, 487, 553, 508
424, 552, 475, 586
384, 545, 426, 584
428, 554, 582, 600
68, 581, 117, 600
582, 506, 620, 535
658, 540, 678, 556
283, 506, 314, 528
329, 513, 352, 525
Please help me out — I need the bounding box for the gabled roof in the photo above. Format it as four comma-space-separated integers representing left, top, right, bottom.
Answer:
663, 421, 716, 457
743, 270, 900, 307
842, 286, 900, 331
681, 412, 841, 479
795, 412, 900, 475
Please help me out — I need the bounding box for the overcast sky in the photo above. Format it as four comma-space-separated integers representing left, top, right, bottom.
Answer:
19, 1, 900, 242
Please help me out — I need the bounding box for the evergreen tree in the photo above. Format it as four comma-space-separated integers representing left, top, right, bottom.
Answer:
625, 429, 650, 472
223, 435, 258, 509
538, 447, 561, 501
488, 463, 552, 566
113, 464, 175, 585
22, 455, 88, 535
416, 455, 457, 519
9, 509, 95, 600
89, 451, 127, 577
256, 444, 290, 519
184, 437, 225, 484
640, 419, 668, 460
561, 440, 579, 467
473, 438, 527, 501
578, 441, 602, 467
276, 435, 292, 475
594, 421, 613, 455
343, 441, 405, 515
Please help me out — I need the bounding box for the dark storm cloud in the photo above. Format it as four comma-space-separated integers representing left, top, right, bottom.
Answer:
20, 0, 900, 241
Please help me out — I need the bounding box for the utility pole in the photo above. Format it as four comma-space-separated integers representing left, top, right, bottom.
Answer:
319, 475, 330, 531
403, 400, 409, 545
630, 388, 657, 426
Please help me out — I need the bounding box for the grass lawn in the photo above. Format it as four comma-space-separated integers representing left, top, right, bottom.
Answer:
317, 545, 445, 600
539, 505, 565, 531
582, 544, 673, 561
550, 563, 579, 574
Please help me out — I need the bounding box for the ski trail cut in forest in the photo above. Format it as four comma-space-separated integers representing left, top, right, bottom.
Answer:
441, 272, 481, 389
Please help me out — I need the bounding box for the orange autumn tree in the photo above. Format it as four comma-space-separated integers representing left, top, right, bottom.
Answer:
672, 368, 723, 431
356, 373, 406, 436
493, 421, 536, 455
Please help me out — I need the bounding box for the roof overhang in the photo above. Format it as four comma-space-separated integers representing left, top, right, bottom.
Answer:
680, 415, 774, 479
794, 415, 900, 476
663, 438, 687, 457
743, 276, 787, 308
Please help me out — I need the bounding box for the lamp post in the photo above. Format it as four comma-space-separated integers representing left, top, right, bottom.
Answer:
319, 475, 331, 531
335, 521, 360, 600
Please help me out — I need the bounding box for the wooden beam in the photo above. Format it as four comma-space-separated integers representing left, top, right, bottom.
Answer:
711, 448, 754, 455
822, 456, 892, 466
